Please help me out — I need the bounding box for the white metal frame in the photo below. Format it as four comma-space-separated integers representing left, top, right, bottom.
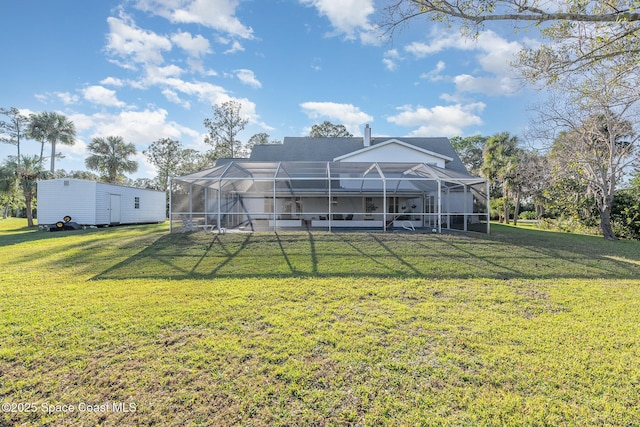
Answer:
170, 161, 489, 233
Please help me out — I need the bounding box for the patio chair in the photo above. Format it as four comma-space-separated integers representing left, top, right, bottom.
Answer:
178, 216, 195, 232
203, 224, 226, 234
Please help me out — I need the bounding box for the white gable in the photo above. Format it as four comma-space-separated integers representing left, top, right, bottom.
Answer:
333, 139, 452, 168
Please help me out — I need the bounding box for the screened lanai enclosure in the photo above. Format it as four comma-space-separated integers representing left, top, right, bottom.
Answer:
170, 161, 489, 233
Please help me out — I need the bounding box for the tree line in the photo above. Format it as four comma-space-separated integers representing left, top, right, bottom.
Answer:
0, 101, 358, 226
382, 0, 640, 240
453, 124, 639, 240
2, 97, 638, 239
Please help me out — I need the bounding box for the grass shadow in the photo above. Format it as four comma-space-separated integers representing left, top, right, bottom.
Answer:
369, 233, 424, 276
90, 226, 640, 281
275, 232, 297, 274
0, 224, 84, 247
334, 233, 408, 276
487, 224, 640, 276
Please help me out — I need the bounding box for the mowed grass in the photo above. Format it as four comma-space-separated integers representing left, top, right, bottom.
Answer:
1, 219, 639, 426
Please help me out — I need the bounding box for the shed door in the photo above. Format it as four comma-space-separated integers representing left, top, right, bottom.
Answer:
110, 194, 121, 224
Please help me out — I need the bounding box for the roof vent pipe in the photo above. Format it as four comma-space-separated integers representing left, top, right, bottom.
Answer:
363, 124, 371, 147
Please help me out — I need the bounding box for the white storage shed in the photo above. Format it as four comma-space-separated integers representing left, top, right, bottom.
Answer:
37, 178, 166, 226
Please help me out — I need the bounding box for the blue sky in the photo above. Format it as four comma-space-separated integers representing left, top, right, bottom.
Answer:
0, 0, 541, 179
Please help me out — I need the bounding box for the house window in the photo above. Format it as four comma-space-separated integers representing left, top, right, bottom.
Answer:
365, 197, 376, 214
63, 180, 70, 187
282, 197, 302, 219
134, 197, 140, 209
264, 197, 274, 218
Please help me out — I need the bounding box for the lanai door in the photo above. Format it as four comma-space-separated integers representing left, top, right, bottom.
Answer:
424, 195, 435, 228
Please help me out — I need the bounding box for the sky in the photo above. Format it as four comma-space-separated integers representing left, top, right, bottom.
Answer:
0, 0, 542, 179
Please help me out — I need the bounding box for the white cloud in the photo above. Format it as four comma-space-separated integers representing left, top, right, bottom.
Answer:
34, 94, 49, 104
143, 64, 185, 85
383, 49, 401, 71
106, 14, 172, 67
439, 92, 462, 103
65, 108, 201, 177
474, 31, 523, 78
405, 30, 523, 95
224, 40, 245, 54
56, 92, 80, 105
387, 103, 485, 136
405, 34, 466, 58
453, 74, 522, 97
300, 101, 373, 135
61, 138, 89, 160
235, 69, 261, 88
100, 77, 125, 87
420, 61, 446, 82
148, 77, 261, 124
17, 108, 37, 118
359, 28, 383, 46
215, 35, 245, 54
82, 85, 127, 108
171, 31, 212, 57
300, 0, 377, 43
310, 58, 322, 71
134, 0, 254, 39
162, 89, 191, 109
382, 58, 396, 71
185, 59, 203, 73
70, 108, 191, 147
33, 92, 79, 105
162, 78, 229, 106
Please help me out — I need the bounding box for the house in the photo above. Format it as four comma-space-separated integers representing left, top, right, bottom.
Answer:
38, 178, 166, 227
170, 126, 488, 233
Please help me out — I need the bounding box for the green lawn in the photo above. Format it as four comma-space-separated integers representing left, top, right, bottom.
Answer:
1, 218, 639, 426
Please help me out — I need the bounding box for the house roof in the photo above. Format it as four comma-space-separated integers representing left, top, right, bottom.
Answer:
249, 136, 472, 176
176, 161, 486, 192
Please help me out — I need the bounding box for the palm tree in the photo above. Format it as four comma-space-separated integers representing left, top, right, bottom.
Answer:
3, 155, 47, 226
481, 132, 521, 224
27, 112, 50, 165
0, 159, 20, 219
27, 112, 76, 174
85, 136, 138, 183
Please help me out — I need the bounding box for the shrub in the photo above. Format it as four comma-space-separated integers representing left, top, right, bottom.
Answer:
612, 190, 640, 240
537, 215, 600, 235
518, 211, 538, 220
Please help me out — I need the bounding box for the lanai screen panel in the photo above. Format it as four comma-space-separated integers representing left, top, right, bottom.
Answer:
170, 164, 228, 225
277, 161, 329, 193
423, 165, 488, 231
170, 160, 489, 232
217, 161, 275, 192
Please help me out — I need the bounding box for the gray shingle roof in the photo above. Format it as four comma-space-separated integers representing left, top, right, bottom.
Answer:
249, 136, 472, 175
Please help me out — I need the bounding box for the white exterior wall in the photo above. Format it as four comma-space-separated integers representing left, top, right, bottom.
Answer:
302, 197, 329, 217
242, 197, 265, 216
95, 182, 165, 224
442, 191, 474, 213
330, 196, 362, 216
38, 179, 165, 225
37, 179, 98, 225
337, 143, 447, 167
